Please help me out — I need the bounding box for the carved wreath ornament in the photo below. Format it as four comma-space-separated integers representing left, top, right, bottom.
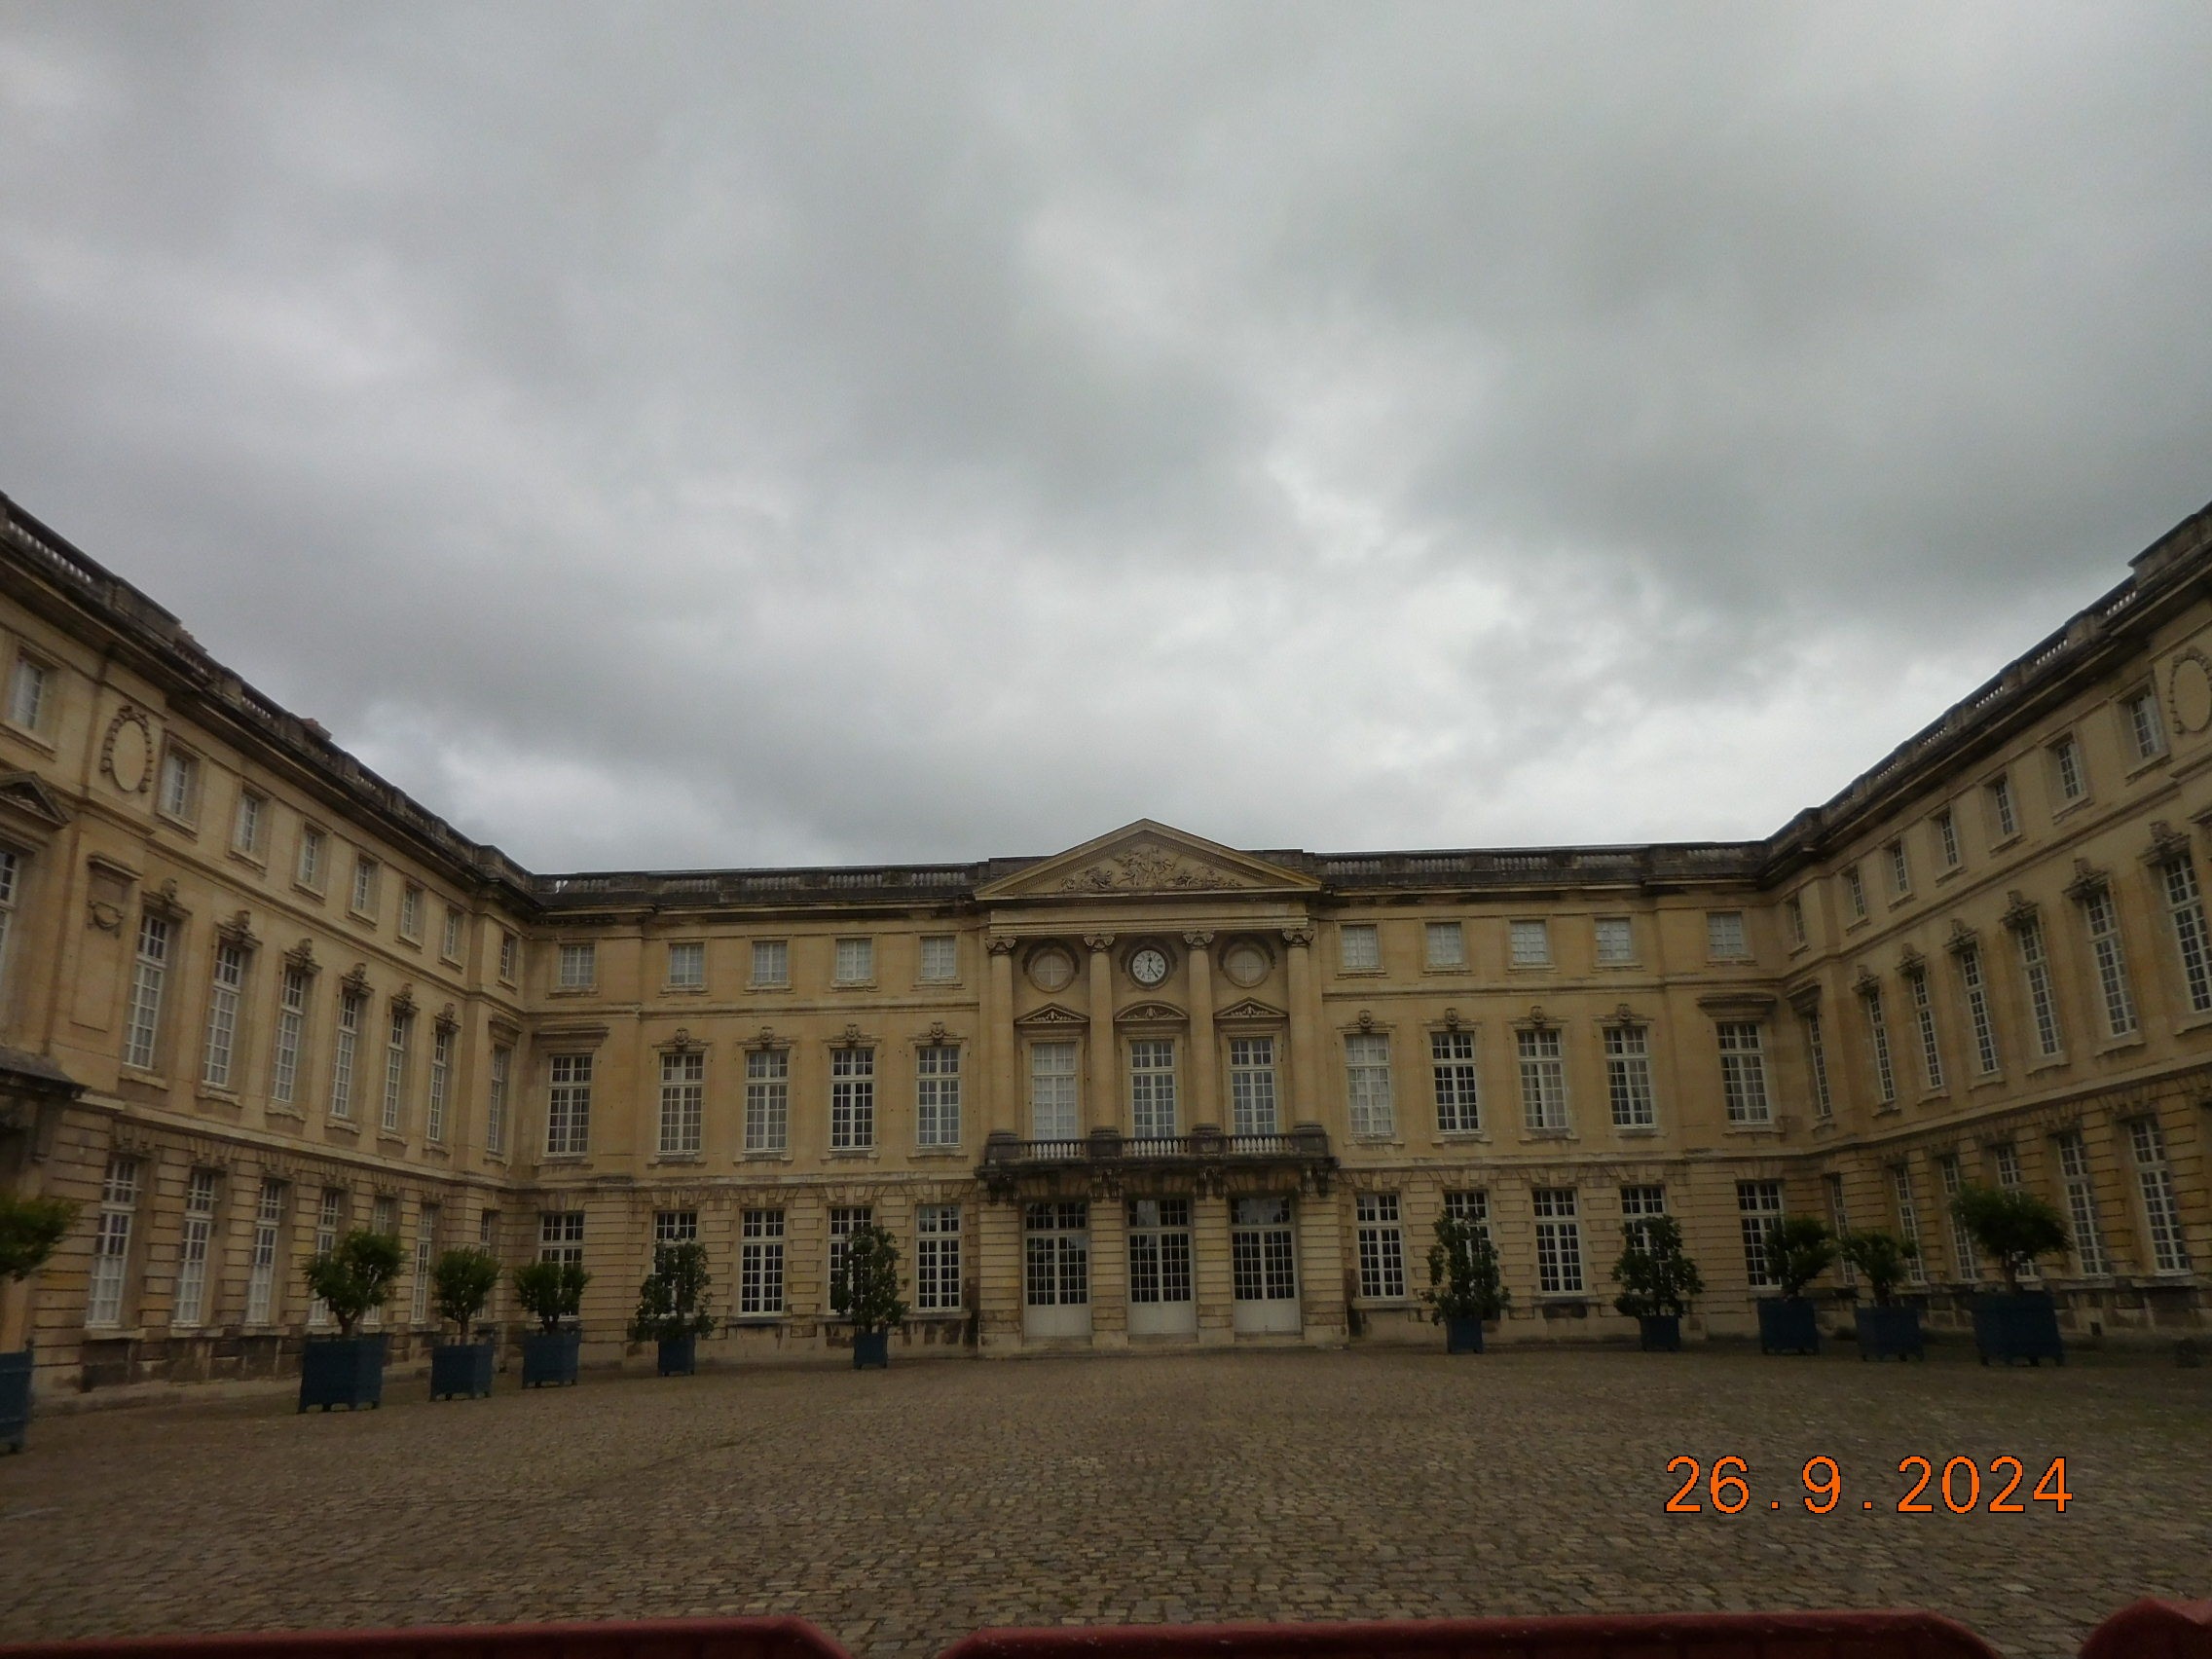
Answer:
1058, 845, 1232, 893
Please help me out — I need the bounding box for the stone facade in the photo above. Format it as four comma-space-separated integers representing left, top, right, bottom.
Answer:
0, 490, 2207, 1392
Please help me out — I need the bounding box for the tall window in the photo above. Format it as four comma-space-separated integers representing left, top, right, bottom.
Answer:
917, 1044, 963, 1146
1443, 1189, 1490, 1244
1907, 972, 1944, 1091
1509, 919, 1551, 968
158, 747, 199, 820
1345, 1033, 1394, 1138
2054, 1129, 2112, 1275
6, 653, 48, 729
1127, 1039, 1175, 1138
172, 1168, 219, 1328
1517, 1027, 1567, 1130
86, 1156, 141, 1327
1531, 1188, 1584, 1293
1604, 1024, 1655, 1128
232, 792, 265, 858
2124, 688, 2167, 760
399, 884, 423, 940
1956, 942, 2001, 1076
2049, 735, 2085, 803
916, 1205, 962, 1310
1595, 916, 1635, 964
1935, 808, 1961, 870
557, 942, 595, 990
411, 1204, 439, 1324
200, 940, 246, 1088
350, 854, 379, 915
297, 826, 326, 890
1936, 1154, 1977, 1281
546, 1053, 592, 1155
1423, 922, 1466, 970
1886, 841, 1911, 899
442, 906, 463, 960
1842, 866, 1866, 920
0, 846, 18, 995
751, 939, 790, 987
1891, 1165, 1928, 1284
830, 1047, 875, 1149
1708, 910, 1749, 959
658, 1050, 705, 1155
745, 1049, 791, 1151
1825, 1175, 1855, 1287
1737, 1180, 1784, 1287
1716, 1023, 1771, 1124
426, 1024, 452, 1142
1988, 774, 2018, 839
1338, 924, 1379, 973
2129, 1118, 2191, 1273
1354, 1194, 1407, 1299
538, 1210, 585, 1267
828, 1205, 872, 1297
833, 938, 874, 984
123, 913, 171, 1071
270, 966, 310, 1106
242, 1178, 286, 1325
2014, 915, 2063, 1058
1619, 1184, 1667, 1248
2080, 887, 2139, 1038
1862, 983, 1897, 1105
1130, 1198, 1194, 1308
2161, 857, 2212, 1014
1228, 1037, 1278, 1135
381, 1005, 412, 1133
1231, 1197, 1297, 1303
654, 1208, 699, 1247
919, 935, 959, 982
667, 941, 706, 989
1784, 897, 1806, 949
498, 930, 517, 980
739, 1209, 785, 1313
487, 1045, 511, 1155
308, 1190, 343, 1327
1801, 1011, 1832, 1120
1430, 1030, 1480, 1133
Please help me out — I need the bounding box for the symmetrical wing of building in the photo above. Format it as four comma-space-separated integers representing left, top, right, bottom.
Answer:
0, 491, 2206, 1388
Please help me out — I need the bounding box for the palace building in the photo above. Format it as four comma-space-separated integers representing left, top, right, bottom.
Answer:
0, 491, 2208, 1394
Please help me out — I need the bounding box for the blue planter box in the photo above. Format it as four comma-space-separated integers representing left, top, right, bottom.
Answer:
1757, 1296, 1821, 1355
0, 1347, 31, 1453
522, 1329, 581, 1387
1973, 1291, 2065, 1366
1444, 1315, 1484, 1354
1855, 1304, 1924, 1361
1638, 1314, 1681, 1352
299, 1335, 386, 1412
429, 1341, 496, 1399
657, 1335, 697, 1376
853, 1329, 890, 1370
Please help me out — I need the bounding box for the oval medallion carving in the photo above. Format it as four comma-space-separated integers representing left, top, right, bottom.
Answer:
101, 705, 155, 793
2171, 650, 2212, 736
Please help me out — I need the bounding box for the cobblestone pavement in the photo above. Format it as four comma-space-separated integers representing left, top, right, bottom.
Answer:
1, 1346, 2205, 1658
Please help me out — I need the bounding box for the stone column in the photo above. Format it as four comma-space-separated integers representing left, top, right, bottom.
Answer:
1182, 931, 1217, 1135
1194, 1189, 1235, 1346
985, 935, 1017, 1135
1085, 935, 1117, 1131
1088, 1193, 1128, 1349
1283, 925, 1322, 1130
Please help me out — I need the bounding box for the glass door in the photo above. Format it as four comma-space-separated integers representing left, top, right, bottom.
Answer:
1126, 1198, 1196, 1336
1023, 1200, 1091, 1340
1232, 1195, 1300, 1333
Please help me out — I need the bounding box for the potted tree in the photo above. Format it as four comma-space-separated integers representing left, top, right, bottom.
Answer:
1954, 1183, 2070, 1366
1839, 1230, 1923, 1360
299, 1229, 404, 1411
1611, 1214, 1703, 1351
629, 1241, 717, 1376
1421, 1210, 1508, 1354
1756, 1216, 1835, 1355
0, 1193, 78, 1453
829, 1220, 906, 1370
513, 1259, 589, 1386
428, 1246, 501, 1399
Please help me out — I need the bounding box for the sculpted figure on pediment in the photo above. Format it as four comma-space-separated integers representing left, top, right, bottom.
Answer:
1057, 842, 1235, 893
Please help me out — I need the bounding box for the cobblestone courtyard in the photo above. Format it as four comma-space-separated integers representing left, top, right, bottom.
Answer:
1, 1346, 2205, 1658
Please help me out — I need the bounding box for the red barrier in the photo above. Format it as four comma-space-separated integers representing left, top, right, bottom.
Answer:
0, 1617, 850, 1659
2079, 1599, 2212, 1659
940, 1613, 2003, 1659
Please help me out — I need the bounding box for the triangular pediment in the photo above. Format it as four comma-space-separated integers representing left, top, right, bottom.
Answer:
1215, 997, 1288, 1024
977, 820, 1317, 902
0, 770, 72, 830
1013, 1001, 1089, 1029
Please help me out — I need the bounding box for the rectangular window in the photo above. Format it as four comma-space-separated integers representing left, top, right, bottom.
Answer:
7, 653, 48, 729
200, 940, 246, 1089
1619, 1183, 1666, 1248
1026, 1040, 1081, 1140
2055, 1129, 2112, 1275
297, 826, 327, 891
1717, 1023, 1771, 1124
1531, 1188, 1584, 1293
828, 1205, 873, 1299
498, 931, 517, 981
830, 1047, 875, 1149
399, 883, 423, 940
2124, 687, 2167, 761
1936, 1153, 1979, 1280
1345, 1033, 1395, 1138
1891, 1165, 1928, 1284
1430, 1029, 1480, 1133
232, 792, 265, 858
350, 854, 379, 916
739, 1208, 785, 1313
1228, 1037, 1278, 1135
2130, 1118, 2192, 1273
243, 1178, 286, 1325
917, 1044, 963, 1146
0, 847, 17, 996
2050, 734, 2086, 803
1594, 915, 1635, 964
2162, 858, 2212, 1014
1604, 1024, 1655, 1128
833, 937, 874, 984
1509, 919, 1551, 968
172, 1168, 219, 1328
1126, 1038, 1175, 1139
308, 1190, 343, 1327
1956, 942, 2001, 1076
271, 966, 310, 1105
1423, 922, 1465, 970
916, 1205, 962, 1310
658, 1049, 705, 1155
381, 1005, 412, 1133
442, 906, 463, 961
1993, 1141, 2023, 1190
1908, 972, 1944, 1091
2081, 887, 2139, 1038
2014, 916, 2063, 1058
410, 1203, 439, 1325
1338, 924, 1379, 973
546, 1053, 592, 1156
1516, 1027, 1567, 1130
1843, 866, 1867, 920
745, 1048, 791, 1151
158, 747, 199, 821
1707, 910, 1749, 959
329, 989, 363, 1120
538, 1209, 584, 1267
666, 941, 706, 989
1128, 1198, 1193, 1307
654, 1208, 699, 1246
1935, 808, 1961, 870
1353, 1193, 1407, 1299
1989, 774, 2018, 840
487, 1045, 511, 1155
751, 939, 790, 987
1802, 1010, 1832, 1120
557, 941, 595, 990
1737, 1180, 1784, 1288
1784, 897, 1806, 949
1887, 841, 1911, 899
1862, 983, 1897, 1105
919, 935, 959, 982
123, 912, 171, 1072
1443, 1188, 1490, 1244
1826, 1174, 1856, 1287
426, 1024, 451, 1142
86, 1156, 141, 1327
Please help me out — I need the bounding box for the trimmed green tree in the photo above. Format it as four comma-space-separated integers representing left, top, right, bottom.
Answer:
830, 1222, 906, 1368
1764, 1216, 1837, 1298
1839, 1230, 1918, 1305
303, 1230, 405, 1338
1612, 1215, 1704, 1318
1, 1194, 80, 1450
1422, 1212, 1508, 1351
631, 1242, 717, 1374
433, 1247, 501, 1341
1840, 1229, 1924, 1361
513, 1259, 589, 1333
1953, 1184, 2069, 1293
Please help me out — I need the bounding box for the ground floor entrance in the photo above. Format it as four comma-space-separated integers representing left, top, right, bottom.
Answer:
1231, 1195, 1301, 1333
1023, 1200, 1091, 1340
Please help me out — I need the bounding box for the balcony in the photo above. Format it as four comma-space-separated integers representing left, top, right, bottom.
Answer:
978, 1124, 1336, 1199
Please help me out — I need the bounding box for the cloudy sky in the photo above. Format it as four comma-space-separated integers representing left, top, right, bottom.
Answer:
2, 5, 2208, 873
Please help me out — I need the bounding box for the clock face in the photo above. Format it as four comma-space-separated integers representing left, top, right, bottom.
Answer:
1129, 946, 1170, 987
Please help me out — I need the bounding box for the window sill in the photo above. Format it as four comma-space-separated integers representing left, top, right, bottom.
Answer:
1988, 831, 2023, 854
293, 880, 327, 903
739, 1150, 793, 1163
1433, 1130, 1491, 1144
1872, 1104, 1901, 1118
1708, 954, 1756, 967
825, 1148, 879, 1161
914, 979, 965, 992
2172, 1010, 2212, 1037
2052, 796, 2094, 824
1353, 1297, 1415, 1310
650, 1155, 705, 1166
729, 1314, 791, 1327
1612, 1124, 1662, 1137
1519, 1128, 1576, 1143
2123, 753, 2168, 782
1, 719, 56, 756
1420, 966, 1470, 977
225, 848, 268, 873
1506, 963, 1555, 974
154, 808, 200, 837
911, 1145, 968, 1159
195, 1087, 240, 1108
440, 951, 464, 969
1843, 916, 1869, 933
265, 1104, 306, 1123
346, 906, 378, 926
119, 1065, 169, 1089
397, 935, 424, 952
538, 1153, 589, 1164
1351, 1135, 1403, 1148
830, 979, 878, 992
1967, 1072, 2009, 1090
323, 1118, 360, 1135
377, 1134, 410, 1152
547, 986, 598, 998
2025, 1056, 2072, 1077
747, 983, 793, 994
2094, 1035, 2148, 1057
1721, 1123, 1782, 1136
1336, 968, 1385, 979
662, 985, 707, 997
1935, 866, 1964, 886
